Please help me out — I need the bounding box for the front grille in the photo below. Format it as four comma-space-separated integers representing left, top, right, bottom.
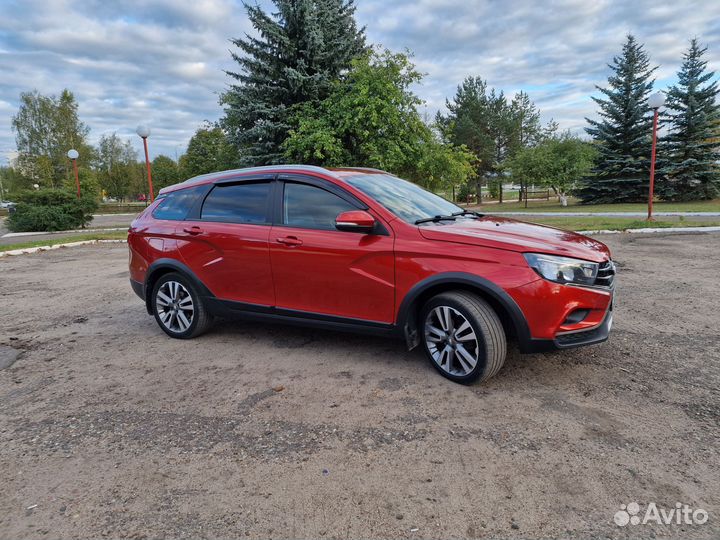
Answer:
594, 260, 615, 288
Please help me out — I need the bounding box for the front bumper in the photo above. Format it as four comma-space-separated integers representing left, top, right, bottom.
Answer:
510, 276, 614, 353
553, 300, 613, 348
519, 304, 612, 353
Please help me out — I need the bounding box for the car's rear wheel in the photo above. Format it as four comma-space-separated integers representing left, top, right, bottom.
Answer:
420, 291, 506, 384
151, 272, 213, 339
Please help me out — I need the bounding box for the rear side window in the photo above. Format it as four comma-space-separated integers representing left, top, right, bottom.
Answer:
283, 182, 355, 231
201, 182, 270, 224
152, 187, 204, 221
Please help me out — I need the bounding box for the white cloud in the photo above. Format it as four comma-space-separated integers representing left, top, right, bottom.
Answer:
0, 0, 719, 163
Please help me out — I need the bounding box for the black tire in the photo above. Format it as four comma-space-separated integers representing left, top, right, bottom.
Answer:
151, 272, 213, 339
419, 291, 506, 384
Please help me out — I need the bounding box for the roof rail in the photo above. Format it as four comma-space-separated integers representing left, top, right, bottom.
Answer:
159, 164, 340, 194
185, 164, 336, 183
330, 167, 393, 175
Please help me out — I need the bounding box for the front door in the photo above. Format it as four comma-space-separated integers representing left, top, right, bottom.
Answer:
269, 178, 395, 323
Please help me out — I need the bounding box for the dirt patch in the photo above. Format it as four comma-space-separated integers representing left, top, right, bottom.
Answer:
1, 236, 719, 539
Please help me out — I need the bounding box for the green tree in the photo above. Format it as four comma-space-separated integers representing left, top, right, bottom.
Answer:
96, 133, 140, 200
152, 155, 181, 189
283, 49, 475, 189
0, 165, 29, 197
283, 50, 423, 173
62, 167, 101, 200
220, 0, 367, 166
437, 77, 504, 194
579, 35, 657, 203
11, 89, 93, 188
506, 133, 597, 205
508, 91, 549, 150
179, 126, 237, 178
437, 80, 552, 201
657, 39, 720, 201
415, 136, 478, 197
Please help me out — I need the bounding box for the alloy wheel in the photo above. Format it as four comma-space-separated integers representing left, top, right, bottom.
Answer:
424, 305, 480, 376
156, 280, 194, 333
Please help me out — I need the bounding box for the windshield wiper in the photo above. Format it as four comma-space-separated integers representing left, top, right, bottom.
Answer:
414, 215, 457, 225
452, 210, 484, 218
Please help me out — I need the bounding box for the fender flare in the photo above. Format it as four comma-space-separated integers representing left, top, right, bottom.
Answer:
144, 258, 215, 314
395, 272, 532, 350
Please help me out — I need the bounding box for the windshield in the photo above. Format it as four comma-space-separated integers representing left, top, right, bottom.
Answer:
344, 174, 463, 224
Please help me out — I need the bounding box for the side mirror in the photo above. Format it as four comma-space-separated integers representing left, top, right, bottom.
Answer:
335, 210, 376, 233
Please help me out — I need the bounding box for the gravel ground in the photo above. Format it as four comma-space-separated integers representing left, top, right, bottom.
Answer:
0, 233, 718, 539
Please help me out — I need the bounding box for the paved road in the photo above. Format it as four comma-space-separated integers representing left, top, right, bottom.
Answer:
0, 213, 137, 246
491, 211, 720, 217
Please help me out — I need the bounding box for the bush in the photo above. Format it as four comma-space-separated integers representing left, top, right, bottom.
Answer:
457, 182, 475, 203
7, 189, 97, 232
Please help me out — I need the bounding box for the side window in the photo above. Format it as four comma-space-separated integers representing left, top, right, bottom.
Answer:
201, 182, 270, 224
152, 186, 204, 221
283, 182, 355, 231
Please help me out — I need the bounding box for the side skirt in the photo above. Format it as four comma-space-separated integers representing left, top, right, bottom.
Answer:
204, 298, 399, 338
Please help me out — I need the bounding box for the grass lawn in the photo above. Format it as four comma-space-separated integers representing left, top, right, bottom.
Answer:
515, 216, 720, 231
467, 198, 720, 213
0, 231, 127, 252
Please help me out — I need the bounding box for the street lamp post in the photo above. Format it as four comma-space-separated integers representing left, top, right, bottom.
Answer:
136, 125, 155, 202
647, 91, 666, 221
67, 149, 80, 198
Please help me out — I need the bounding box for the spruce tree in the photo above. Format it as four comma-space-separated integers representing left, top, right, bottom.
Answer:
658, 39, 720, 201
220, 0, 366, 166
580, 35, 657, 203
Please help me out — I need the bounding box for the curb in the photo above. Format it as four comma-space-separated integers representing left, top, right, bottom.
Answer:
579, 226, 720, 235
2, 227, 127, 239
0, 239, 126, 258
492, 211, 720, 217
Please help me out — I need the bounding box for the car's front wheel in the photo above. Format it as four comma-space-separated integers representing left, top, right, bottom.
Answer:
151, 272, 213, 339
420, 291, 507, 384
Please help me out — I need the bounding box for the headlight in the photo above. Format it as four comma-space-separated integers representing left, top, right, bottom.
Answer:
523, 253, 599, 286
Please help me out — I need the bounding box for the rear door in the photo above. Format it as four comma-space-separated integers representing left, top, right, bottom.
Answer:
269, 175, 395, 323
175, 176, 276, 307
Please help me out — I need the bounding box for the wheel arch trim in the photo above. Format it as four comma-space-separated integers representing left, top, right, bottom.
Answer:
396, 272, 532, 350
144, 258, 215, 314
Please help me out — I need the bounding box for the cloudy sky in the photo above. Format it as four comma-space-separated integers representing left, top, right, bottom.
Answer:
1, 0, 719, 163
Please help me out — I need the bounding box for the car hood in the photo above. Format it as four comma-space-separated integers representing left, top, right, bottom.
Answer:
419, 216, 610, 262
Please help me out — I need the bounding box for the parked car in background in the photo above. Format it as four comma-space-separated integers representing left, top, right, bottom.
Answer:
0, 201, 16, 209
128, 165, 615, 384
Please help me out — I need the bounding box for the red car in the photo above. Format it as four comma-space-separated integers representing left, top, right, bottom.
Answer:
128, 166, 614, 384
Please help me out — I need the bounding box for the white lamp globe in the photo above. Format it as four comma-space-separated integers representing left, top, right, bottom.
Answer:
648, 92, 666, 109
136, 125, 151, 138
67, 149, 79, 159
